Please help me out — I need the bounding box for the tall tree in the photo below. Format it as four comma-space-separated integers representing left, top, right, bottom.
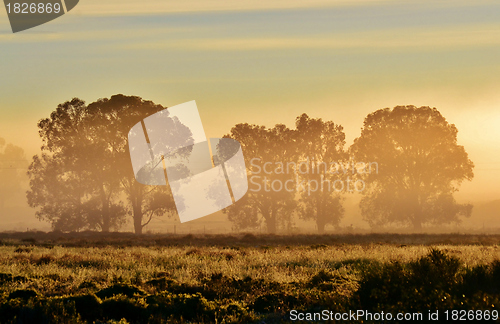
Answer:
224, 123, 297, 233
84, 95, 191, 234
350, 106, 474, 230
27, 98, 126, 232
295, 114, 346, 233
27, 95, 190, 233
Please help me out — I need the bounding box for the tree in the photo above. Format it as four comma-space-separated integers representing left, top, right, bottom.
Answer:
0, 138, 28, 211
27, 95, 190, 233
83, 95, 191, 234
294, 114, 346, 233
350, 106, 474, 230
27, 98, 126, 232
224, 123, 297, 233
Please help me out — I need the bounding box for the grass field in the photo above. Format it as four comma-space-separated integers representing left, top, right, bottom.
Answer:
1, 233, 500, 323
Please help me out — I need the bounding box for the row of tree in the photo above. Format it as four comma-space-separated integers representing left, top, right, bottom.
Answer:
25, 95, 475, 233
225, 107, 474, 232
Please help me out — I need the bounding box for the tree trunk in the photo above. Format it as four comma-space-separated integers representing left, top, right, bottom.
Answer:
101, 187, 110, 232
264, 210, 277, 234
317, 220, 326, 234
133, 203, 143, 235
101, 214, 110, 232
316, 202, 325, 234
131, 183, 144, 235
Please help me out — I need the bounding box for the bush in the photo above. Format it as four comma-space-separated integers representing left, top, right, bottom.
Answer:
9, 289, 38, 300
217, 301, 254, 323
309, 269, 334, 286
101, 295, 146, 323
356, 249, 500, 312
66, 294, 102, 322
97, 284, 146, 299
253, 292, 298, 313
0, 273, 13, 283
147, 292, 216, 322
145, 277, 178, 291
169, 293, 216, 321
0, 297, 83, 324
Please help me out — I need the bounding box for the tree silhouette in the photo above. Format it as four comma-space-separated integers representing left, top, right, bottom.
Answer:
84, 95, 192, 234
224, 123, 297, 233
350, 106, 474, 230
27, 95, 189, 233
295, 114, 346, 233
27, 98, 126, 232
0, 138, 28, 212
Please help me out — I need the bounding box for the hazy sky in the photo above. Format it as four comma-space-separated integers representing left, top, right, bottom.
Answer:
1, 0, 500, 204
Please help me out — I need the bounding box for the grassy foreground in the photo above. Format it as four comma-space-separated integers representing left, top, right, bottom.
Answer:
1, 234, 500, 323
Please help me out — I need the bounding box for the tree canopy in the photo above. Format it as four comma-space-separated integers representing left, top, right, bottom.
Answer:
224, 123, 297, 233
27, 95, 181, 233
27, 98, 475, 233
350, 105, 474, 229
295, 114, 346, 233
224, 114, 348, 233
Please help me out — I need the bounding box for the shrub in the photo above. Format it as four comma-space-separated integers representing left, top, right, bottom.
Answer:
0, 297, 83, 324
147, 292, 216, 322
34, 255, 56, 265
66, 294, 102, 322
145, 277, 178, 291
169, 293, 216, 321
309, 269, 334, 286
216, 301, 254, 323
97, 284, 146, 299
101, 295, 146, 323
78, 280, 98, 289
9, 289, 38, 300
356, 249, 496, 312
253, 292, 298, 313
409, 248, 461, 291
0, 273, 13, 283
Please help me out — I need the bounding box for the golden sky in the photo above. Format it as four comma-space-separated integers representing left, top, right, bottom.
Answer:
1, 0, 499, 204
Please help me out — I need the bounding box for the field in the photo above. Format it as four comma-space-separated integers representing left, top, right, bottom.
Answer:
1, 233, 500, 323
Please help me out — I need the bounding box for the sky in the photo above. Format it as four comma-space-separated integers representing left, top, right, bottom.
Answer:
0, 0, 500, 229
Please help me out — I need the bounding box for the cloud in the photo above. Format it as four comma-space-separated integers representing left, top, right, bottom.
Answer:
73, 0, 497, 16
74, 0, 393, 16
2, 20, 498, 53
118, 24, 500, 52
0, 27, 193, 43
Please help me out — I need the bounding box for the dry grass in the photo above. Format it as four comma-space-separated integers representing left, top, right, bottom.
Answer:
1, 242, 499, 296
1, 234, 500, 323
